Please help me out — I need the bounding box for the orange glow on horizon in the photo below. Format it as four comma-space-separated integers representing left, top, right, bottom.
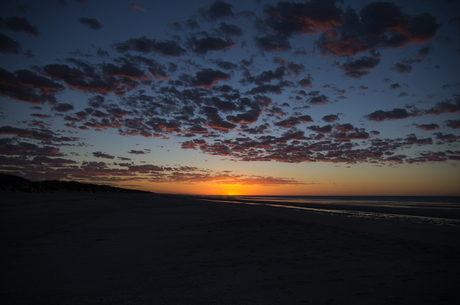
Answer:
119, 179, 460, 196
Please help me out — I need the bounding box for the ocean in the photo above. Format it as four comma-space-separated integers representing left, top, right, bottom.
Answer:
200, 195, 460, 227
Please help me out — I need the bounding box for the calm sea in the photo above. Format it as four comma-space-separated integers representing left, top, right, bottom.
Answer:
201, 195, 460, 227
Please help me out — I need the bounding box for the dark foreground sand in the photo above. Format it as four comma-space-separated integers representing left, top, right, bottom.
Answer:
1, 192, 460, 305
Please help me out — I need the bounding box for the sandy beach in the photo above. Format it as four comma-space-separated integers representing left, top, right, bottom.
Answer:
1, 192, 460, 304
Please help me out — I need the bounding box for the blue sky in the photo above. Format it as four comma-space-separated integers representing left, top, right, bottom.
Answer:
1, 0, 459, 195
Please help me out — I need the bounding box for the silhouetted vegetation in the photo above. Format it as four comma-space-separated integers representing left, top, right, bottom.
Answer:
0, 173, 153, 194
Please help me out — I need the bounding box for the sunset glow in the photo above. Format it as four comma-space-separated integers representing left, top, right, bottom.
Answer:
0, 0, 459, 195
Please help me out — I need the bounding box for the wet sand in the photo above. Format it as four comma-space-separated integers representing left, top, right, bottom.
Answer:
1, 192, 460, 304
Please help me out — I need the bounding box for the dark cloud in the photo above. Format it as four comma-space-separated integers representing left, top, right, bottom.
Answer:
31, 113, 53, 119
425, 97, 460, 115
405, 134, 433, 146
0, 126, 52, 141
212, 59, 238, 70
392, 62, 412, 74
398, 92, 409, 97
254, 34, 290, 52
253, 67, 285, 85
299, 76, 313, 88
0, 68, 64, 104
186, 19, 200, 29
218, 22, 243, 37
144, 117, 181, 134
274, 115, 313, 128
445, 119, 460, 129
284, 61, 305, 77
261, 0, 341, 41
33, 156, 77, 165
248, 84, 283, 95
0, 33, 21, 54
335, 123, 355, 133
191, 68, 230, 88
322, 114, 339, 123
308, 94, 329, 105
100, 62, 149, 82
188, 36, 236, 54
434, 132, 460, 143
2, 126, 80, 145
416, 44, 432, 58
390, 83, 402, 90
240, 123, 270, 135
201, 106, 236, 131
0, 143, 53, 157
201, 1, 234, 21
88, 95, 105, 108
227, 108, 261, 124
315, 2, 439, 57
414, 123, 440, 131
0, 16, 39, 35
365, 108, 419, 122
119, 54, 169, 80
93, 151, 115, 159
333, 128, 370, 141
112, 36, 186, 56
79, 17, 102, 31
128, 150, 145, 155
16, 69, 65, 94
307, 125, 333, 134
97, 48, 109, 57
339, 53, 381, 78
43, 64, 125, 95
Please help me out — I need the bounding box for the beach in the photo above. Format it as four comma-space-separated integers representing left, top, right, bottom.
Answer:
1, 192, 460, 304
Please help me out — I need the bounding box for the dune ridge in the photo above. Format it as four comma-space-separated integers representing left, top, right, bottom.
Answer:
0, 173, 152, 194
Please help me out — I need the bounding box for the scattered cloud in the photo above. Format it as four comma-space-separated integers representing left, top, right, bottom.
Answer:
112, 36, 186, 56
129, 3, 146, 12
0, 0, 458, 186
93, 151, 115, 159
79, 17, 103, 31
339, 53, 381, 78
365, 108, 419, 122
200, 1, 235, 21
0, 16, 39, 35
0, 33, 22, 54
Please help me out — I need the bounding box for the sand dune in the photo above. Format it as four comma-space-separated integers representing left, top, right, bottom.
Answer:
0, 173, 152, 194
1, 192, 459, 304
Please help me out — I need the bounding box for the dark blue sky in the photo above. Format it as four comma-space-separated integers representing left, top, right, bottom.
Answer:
1, 0, 459, 195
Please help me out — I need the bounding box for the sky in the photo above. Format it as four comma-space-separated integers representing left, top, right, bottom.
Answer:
0, 0, 460, 196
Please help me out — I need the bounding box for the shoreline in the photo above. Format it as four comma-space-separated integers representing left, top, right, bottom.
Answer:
1, 192, 460, 304
181, 194, 460, 248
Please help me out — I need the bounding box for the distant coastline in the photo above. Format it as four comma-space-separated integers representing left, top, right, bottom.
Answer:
0, 173, 153, 194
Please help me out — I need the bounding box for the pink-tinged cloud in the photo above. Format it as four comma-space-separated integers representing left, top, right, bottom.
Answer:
315, 2, 439, 57
365, 108, 420, 122
130, 3, 146, 12
93, 151, 115, 159
414, 123, 440, 131
193, 68, 230, 88
425, 98, 460, 115
274, 115, 313, 129
128, 150, 145, 155
264, 1, 342, 36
